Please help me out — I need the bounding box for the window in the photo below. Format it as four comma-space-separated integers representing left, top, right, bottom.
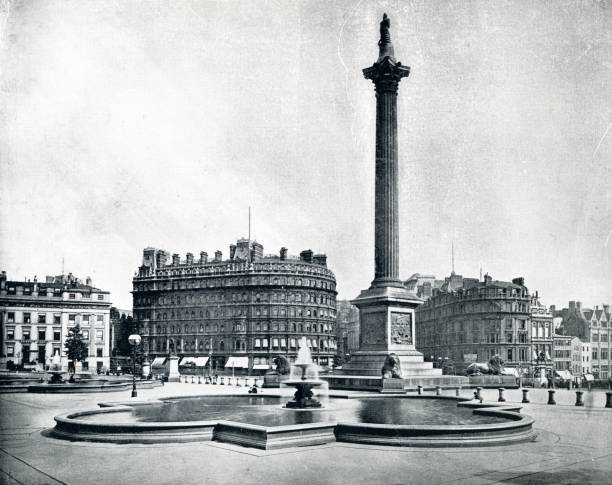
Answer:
69, 314, 76, 322
38, 329, 46, 341
96, 348, 103, 357
82, 330, 89, 340
38, 314, 46, 324
7, 312, 15, 323
82, 315, 90, 324
592, 349, 598, 360
69, 293, 76, 299
82, 361, 89, 370
255, 338, 261, 348
507, 348, 513, 361
6, 327, 15, 340
7, 346, 14, 357
97, 315, 104, 323
602, 349, 609, 360
22, 328, 31, 340
53, 329, 61, 341
97, 294, 104, 301
95, 330, 103, 342
23, 313, 31, 323
53, 314, 61, 324
262, 338, 269, 348
39, 288, 47, 296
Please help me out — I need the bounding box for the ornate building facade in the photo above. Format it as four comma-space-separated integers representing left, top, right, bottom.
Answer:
555, 301, 611, 378
415, 273, 533, 372
132, 240, 337, 372
0, 271, 112, 372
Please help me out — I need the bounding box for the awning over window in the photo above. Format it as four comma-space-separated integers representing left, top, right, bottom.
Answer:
151, 357, 166, 367
584, 374, 594, 381
224, 356, 249, 368
193, 357, 209, 367
252, 364, 270, 370
555, 370, 572, 380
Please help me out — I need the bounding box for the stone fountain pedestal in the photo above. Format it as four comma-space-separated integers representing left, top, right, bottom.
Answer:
284, 363, 323, 409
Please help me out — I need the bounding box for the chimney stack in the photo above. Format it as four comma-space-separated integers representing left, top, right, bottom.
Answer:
280, 247, 288, 260
569, 301, 576, 313
214, 250, 222, 262
300, 249, 313, 264
200, 251, 208, 264
313, 254, 327, 267
229, 244, 237, 260
576, 301, 582, 313
512, 277, 525, 286
172, 254, 180, 265
186, 253, 194, 265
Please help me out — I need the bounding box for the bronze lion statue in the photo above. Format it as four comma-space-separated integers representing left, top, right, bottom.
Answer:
273, 355, 291, 375
466, 355, 505, 375
381, 353, 402, 379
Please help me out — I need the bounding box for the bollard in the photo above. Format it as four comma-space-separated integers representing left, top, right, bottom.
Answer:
575, 390, 584, 406
547, 389, 556, 405
475, 387, 483, 402
498, 388, 506, 402
606, 392, 612, 409
198, 376, 203, 384
521, 389, 530, 403
456, 387, 461, 397
227, 377, 233, 386
220, 376, 225, 385
417, 385, 423, 395
191, 376, 196, 383
435, 386, 442, 396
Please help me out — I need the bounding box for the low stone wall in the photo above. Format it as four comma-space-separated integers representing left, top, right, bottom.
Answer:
468, 375, 518, 389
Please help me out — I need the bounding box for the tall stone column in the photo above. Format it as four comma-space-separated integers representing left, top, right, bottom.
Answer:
364, 13, 410, 288
342, 14, 440, 381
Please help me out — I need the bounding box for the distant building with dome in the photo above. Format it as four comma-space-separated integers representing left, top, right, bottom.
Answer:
132, 239, 338, 373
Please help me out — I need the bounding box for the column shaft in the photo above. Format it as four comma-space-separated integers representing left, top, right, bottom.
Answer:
373, 82, 399, 285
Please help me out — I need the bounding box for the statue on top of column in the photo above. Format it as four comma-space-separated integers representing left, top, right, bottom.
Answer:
377, 13, 395, 61
379, 13, 391, 46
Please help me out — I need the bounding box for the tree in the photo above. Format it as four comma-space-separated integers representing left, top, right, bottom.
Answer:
118, 314, 138, 356
64, 325, 89, 380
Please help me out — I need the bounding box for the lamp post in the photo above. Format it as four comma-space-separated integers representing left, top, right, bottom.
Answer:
128, 334, 141, 398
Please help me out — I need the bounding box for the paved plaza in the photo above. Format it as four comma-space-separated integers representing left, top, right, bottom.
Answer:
0, 384, 610, 485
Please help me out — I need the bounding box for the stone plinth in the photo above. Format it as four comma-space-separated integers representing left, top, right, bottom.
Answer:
166, 356, 180, 382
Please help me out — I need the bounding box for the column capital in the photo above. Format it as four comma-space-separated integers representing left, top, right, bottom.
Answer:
363, 57, 410, 86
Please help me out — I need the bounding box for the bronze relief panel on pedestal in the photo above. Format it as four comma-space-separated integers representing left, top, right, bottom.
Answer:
391, 312, 412, 345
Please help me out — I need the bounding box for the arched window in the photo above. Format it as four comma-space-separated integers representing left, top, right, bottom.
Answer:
219, 341, 225, 351
241, 341, 246, 351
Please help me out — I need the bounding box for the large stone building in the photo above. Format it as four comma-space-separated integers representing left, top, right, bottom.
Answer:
415, 273, 535, 372
0, 271, 112, 372
132, 239, 337, 372
530, 294, 554, 374
555, 301, 611, 378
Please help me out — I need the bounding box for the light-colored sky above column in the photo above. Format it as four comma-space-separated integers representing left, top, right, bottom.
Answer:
0, 0, 610, 309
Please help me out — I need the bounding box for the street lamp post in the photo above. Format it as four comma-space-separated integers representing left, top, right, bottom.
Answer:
128, 334, 141, 398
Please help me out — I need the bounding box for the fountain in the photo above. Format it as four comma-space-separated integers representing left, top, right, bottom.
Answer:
48, 350, 65, 384
284, 337, 324, 409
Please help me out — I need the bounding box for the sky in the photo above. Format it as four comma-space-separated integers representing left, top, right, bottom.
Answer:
0, 0, 610, 310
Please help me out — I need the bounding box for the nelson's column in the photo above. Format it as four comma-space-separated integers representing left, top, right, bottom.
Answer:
341, 14, 442, 381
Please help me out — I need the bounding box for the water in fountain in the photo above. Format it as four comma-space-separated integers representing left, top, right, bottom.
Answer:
48, 350, 65, 384
284, 337, 324, 408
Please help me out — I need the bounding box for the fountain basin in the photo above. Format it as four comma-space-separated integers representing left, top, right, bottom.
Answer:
49, 394, 536, 449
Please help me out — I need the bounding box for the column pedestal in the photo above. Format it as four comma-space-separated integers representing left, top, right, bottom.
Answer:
166, 355, 180, 382
341, 286, 442, 377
